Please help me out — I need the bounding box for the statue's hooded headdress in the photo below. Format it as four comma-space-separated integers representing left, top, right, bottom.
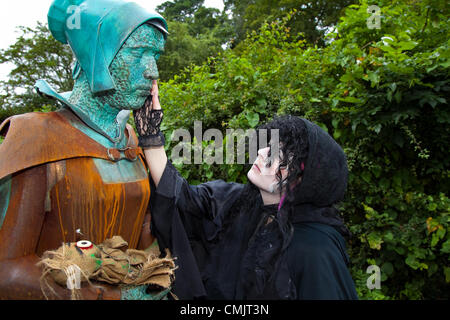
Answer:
35, 0, 168, 102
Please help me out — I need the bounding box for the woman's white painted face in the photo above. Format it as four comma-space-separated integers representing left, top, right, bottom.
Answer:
247, 145, 288, 194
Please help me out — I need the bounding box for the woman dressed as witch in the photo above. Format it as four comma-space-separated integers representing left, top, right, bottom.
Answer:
135, 82, 359, 300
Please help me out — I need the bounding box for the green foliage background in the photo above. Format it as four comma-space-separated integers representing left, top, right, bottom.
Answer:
1, 0, 449, 299
159, 0, 449, 300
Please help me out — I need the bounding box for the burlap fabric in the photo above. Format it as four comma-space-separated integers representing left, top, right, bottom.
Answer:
37, 236, 176, 300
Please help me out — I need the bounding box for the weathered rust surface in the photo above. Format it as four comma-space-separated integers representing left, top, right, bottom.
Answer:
36, 156, 150, 255
0, 164, 47, 260
0, 110, 152, 299
0, 110, 151, 254
0, 110, 143, 181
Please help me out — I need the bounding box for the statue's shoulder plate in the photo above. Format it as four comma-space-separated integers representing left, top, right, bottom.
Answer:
0, 110, 116, 180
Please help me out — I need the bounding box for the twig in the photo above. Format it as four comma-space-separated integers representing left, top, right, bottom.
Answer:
421, 7, 430, 34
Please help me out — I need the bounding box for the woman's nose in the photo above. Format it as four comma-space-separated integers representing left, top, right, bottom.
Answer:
257, 147, 270, 158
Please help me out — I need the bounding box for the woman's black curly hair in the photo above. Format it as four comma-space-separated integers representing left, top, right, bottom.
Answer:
257, 114, 309, 202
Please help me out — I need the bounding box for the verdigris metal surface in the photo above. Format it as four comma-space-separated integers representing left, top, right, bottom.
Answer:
48, 0, 167, 93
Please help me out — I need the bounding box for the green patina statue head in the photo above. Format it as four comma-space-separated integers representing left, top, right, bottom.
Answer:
35, 0, 168, 144
99, 24, 165, 110
70, 24, 165, 111
48, 0, 168, 93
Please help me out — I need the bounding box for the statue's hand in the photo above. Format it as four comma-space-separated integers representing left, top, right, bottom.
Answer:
133, 80, 165, 148
121, 285, 170, 300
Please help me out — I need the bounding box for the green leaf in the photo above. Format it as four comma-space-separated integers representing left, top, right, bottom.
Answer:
384, 232, 394, 242
441, 239, 450, 254
405, 255, 419, 270
339, 96, 362, 104
180, 170, 190, 180
367, 71, 380, 86
439, 59, 450, 68
367, 232, 384, 250
206, 170, 214, 179
332, 118, 340, 129
389, 83, 397, 92
256, 97, 267, 106
397, 40, 418, 51
333, 129, 342, 140
381, 262, 394, 276
405, 254, 428, 270
394, 91, 402, 103
363, 203, 376, 219
316, 123, 328, 133
340, 73, 354, 82
445, 267, 450, 283
246, 112, 260, 128
387, 90, 393, 102
361, 171, 372, 183
394, 246, 405, 255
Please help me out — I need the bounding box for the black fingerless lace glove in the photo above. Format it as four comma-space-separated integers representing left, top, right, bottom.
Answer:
133, 96, 165, 148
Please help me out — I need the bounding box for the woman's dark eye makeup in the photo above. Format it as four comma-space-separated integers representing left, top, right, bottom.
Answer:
265, 147, 272, 167
265, 146, 284, 168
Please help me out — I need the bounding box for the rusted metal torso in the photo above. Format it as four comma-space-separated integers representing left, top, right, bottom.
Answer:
0, 110, 150, 258
35, 157, 150, 255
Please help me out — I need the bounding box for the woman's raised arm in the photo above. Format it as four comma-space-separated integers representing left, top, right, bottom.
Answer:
134, 80, 167, 187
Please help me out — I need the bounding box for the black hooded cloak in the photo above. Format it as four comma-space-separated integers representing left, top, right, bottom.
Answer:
149, 118, 358, 300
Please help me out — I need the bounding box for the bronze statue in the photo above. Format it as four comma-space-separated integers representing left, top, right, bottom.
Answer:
0, 0, 169, 300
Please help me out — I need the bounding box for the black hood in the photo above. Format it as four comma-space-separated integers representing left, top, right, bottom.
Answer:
239, 117, 351, 300
292, 118, 348, 207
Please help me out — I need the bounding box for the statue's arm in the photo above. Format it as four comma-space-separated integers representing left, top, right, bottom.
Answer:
0, 165, 52, 299
0, 166, 120, 299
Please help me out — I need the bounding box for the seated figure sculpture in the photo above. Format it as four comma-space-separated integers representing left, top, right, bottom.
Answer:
0, 0, 168, 300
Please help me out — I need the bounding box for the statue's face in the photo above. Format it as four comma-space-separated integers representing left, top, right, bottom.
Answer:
99, 24, 165, 110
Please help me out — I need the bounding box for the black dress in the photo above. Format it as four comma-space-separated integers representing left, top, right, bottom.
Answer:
149, 161, 358, 300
